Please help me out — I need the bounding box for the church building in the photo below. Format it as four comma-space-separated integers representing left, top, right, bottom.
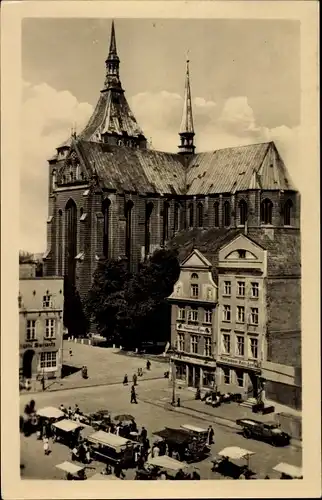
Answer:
43, 22, 301, 409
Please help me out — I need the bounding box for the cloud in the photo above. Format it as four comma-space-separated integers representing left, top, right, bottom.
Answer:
20, 81, 93, 252
20, 84, 300, 252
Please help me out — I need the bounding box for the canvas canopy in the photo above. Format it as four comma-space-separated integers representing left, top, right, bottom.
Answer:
146, 456, 188, 471
37, 407, 64, 419
180, 424, 207, 434
88, 430, 133, 449
273, 462, 303, 478
218, 447, 255, 460
52, 419, 83, 433
56, 461, 85, 474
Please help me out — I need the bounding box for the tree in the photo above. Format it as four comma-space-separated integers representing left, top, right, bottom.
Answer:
63, 276, 89, 338
19, 250, 34, 264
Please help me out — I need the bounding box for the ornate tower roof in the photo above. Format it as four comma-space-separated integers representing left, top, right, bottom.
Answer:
79, 21, 147, 148
178, 59, 195, 155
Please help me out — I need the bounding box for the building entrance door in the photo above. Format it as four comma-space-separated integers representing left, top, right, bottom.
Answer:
188, 365, 194, 387
249, 372, 259, 399
22, 350, 35, 379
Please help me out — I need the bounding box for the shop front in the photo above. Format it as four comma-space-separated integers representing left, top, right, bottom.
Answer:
19, 340, 62, 380
172, 353, 216, 390
215, 355, 262, 398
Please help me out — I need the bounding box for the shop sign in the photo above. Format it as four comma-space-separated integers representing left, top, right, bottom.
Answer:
20, 341, 56, 349
177, 323, 212, 334
219, 355, 261, 370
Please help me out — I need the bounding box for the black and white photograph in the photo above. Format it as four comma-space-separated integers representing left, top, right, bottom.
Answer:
1, 1, 320, 499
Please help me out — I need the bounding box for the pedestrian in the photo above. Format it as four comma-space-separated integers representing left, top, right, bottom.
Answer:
207, 425, 214, 445
130, 385, 138, 404
140, 426, 147, 442
123, 374, 128, 385
175, 469, 185, 480
43, 436, 50, 455
69, 349, 73, 357
133, 373, 138, 386
41, 376, 45, 391
192, 470, 201, 480
152, 443, 160, 458
59, 404, 66, 413
146, 360, 151, 371
67, 406, 73, 418
114, 462, 126, 479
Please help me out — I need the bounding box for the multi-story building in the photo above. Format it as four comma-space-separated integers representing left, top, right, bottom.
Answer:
168, 249, 218, 389
19, 263, 64, 382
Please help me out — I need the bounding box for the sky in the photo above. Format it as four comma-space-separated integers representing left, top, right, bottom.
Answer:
21, 18, 301, 253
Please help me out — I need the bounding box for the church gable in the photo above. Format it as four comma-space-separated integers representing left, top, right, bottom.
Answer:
56, 146, 91, 187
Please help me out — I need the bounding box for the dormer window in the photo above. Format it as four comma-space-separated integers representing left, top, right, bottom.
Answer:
238, 250, 246, 259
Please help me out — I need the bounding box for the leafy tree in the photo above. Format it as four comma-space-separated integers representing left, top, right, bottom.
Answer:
63, 276, 89, 338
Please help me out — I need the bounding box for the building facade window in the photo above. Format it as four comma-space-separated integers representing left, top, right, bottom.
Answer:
177, 307, 186, 320
203, 371, 214, 387
249, 338, 259, 359
191, 273, 199, 280
237, 306, 245, 323
176, 363, 186, 380
162, 202, 170, 245
197, 202, 203, 227
223, 201, 231, 227
206, 288, 213, 300
284, 199, 293, 225
251, 282, 259, 298
191, 284, 199, 298
204, 337, 212, 357
222, 366, 231, 384
102, 198, 111, 259
188, 203, 194, 228
177, 333, 185, 352
235, 369, 244, 387
239, 200, 248, 226
238, 249, 246, 259
145, 202, 154, 258
214, 202, 219, 227
45, 319, 55, 338
204, 309, 212, 324
250, 307, 259, 325
174, 203, 180, 232
236, 335, 245, 356
189, 309, 198, 322
223, 305, 231, 322
222, 333, 231, 354
65, 198, 77, 285
26, 320, 36, 341
261, 198, 273, 224
42, 294, 52, 308
190, 335, 199, 354
237, 281, 245, 297
224, 281, 231, 296
40, 351, 57, 369
125, 200, 133, 263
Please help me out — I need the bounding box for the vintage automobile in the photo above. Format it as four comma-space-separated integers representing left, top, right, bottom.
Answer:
211, 446, 256, 479
86, 430, 138, 468
236, 418, 291, 447
153, 427, 209, 463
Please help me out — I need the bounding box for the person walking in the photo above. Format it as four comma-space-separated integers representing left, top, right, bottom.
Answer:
152, 443, 160, 458
133, 373, 138, 386
43, 436, 50, 455
207, 425, 214, 445
140, 426, 147, 442
123, 374, 128, 385
146, 360, 151, 371
130, 385, 138, 404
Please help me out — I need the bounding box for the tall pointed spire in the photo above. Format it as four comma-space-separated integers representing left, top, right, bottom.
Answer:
178, 59, 195, 155
104, 20, 123, 92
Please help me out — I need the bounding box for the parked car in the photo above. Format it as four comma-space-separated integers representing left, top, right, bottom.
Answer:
236, 418, 291, 447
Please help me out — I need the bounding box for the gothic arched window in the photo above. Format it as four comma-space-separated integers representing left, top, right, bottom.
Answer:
239, 200, 248, 226
65, 199, 77, 284
223, 201, 231, 227
174, 203, 180, 232
145, 202, 154, 258
57, 209, 63, 274
125, 200, 133, 262
284, 199, 293, 226
162, 202, 169, 245
52, 169, 56, 191
261, 198, 273, 225
102, 198, 110, 259
214, 202, 219, 227
197, 202, 203, 228
188, 203, 194, 228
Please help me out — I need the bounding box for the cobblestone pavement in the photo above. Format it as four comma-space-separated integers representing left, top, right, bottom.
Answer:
21, 343, 167, 394
20, 378, 301, 480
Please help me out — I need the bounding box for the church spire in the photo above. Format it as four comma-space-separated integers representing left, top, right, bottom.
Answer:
104, 21, 123, 92
178, 59, 195, 155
